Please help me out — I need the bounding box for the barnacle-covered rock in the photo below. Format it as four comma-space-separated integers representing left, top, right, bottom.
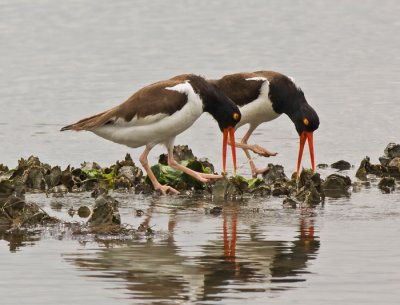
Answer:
323, 174, 352, 197
211, 177, 242, 200
378, 177, 395, 193
331, 160, 351, 170
384, 143, 400, 159
355, 156, 385, 180
294, 170, 323, 205
0, 180, 15, 200
23, 166, 46, 191
158, 145, 196, 165
44, 166, 62, 189
0, 195, 59, 227
113, 154, 143, 185
283, 197, 299, 208
87, 194, 121, 226
262, 164, 289, 184
272, 181, 291, 197
114, 175, 133, 189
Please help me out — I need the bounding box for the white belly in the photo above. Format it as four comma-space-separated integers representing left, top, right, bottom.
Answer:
92, 83, 204, 148
236, 81, 281, 129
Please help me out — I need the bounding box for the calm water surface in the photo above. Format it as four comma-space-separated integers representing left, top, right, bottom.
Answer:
1, 0, 400, 304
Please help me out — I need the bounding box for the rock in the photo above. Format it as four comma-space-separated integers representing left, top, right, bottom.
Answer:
331, 160, 351, 170
378, 177, 395, 193
23, 166, 46, 191
198, 158, 215, 175
134, 183, 154, 195
387, 157, 400, 178
310, 173, 324, 194
114, 176, 133, 189
209, 206, 223, 215
117, 166, 136, 183
50, 201, 63, 211
135, 209, 145, 217
388, 157, 400, 169
355, 158, 368, 181
0, 180, 15, 199
12, 156, 43, 178
295, 174, 323, 204
67, 207, 75, 217
0, 195, 58, 227
113, 154, 143, 183
0, 164, 9, 172
48, 184, 68, 194
158, 145, 196, 165
352, 180, 371, 192
173, 145, 196, 162
77, 206, 91, 218
356, 156, 384, 180
323, 174, 352, 197
60, 167, 75, 190
379, 156, 391, 167
91, 187, 108, 198
297, 169, 314, 189
262, 164, 289, 185
250, 184, 271, 197
283, 197, 298, 208
304, 182, 322, 205
87, 194, 121, 226
81, 161, 102, 172
384, 143, 400, 159
317, 163, 329, 169
271, 181, 291, 196
71, 168, 88, 185
45, 166, 62, 188
211, 177, 242, 200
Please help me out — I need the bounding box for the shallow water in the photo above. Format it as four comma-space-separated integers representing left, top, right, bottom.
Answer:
1, 0, 400, 304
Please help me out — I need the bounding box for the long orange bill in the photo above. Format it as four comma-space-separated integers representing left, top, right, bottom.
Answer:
222, 127, 237, 176
223, 128, 228, 175
296, 131, 315, 177
228, 127, 237, 176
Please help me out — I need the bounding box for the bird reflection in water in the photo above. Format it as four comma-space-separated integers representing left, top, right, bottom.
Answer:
64, 200, 320, 302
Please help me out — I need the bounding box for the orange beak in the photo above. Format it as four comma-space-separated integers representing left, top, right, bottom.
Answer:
296, 131, 315, 177
222, 127, 237, 176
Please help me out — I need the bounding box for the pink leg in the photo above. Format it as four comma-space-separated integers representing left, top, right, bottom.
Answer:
167, 146, 222, 182
139, 145, 179, 195
231, 126, 277, 178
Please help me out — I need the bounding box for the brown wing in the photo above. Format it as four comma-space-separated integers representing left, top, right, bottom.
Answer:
211, 72, 266, 106
60, 79, 188, 131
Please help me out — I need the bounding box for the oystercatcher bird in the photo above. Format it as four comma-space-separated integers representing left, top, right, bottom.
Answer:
210, 71, 319, 177
61, 74, 241, 194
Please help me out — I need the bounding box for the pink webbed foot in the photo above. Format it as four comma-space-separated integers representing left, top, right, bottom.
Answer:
154, 184, 180, 195
251, 144, 278, 157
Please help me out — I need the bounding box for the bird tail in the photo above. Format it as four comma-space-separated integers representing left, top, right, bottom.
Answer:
60, 108, 116, 132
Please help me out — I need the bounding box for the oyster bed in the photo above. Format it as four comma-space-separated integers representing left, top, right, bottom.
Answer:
1, 143, 400, 239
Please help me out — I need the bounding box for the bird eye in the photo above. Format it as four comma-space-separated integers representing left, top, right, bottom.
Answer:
303, 118, 309, 126
233, 112, 240, 121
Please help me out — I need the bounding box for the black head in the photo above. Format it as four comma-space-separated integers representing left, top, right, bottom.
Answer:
292, 103, 320, 135
187, 74, 241, 131
187, 74, 241, 176
267, 73, 320, 176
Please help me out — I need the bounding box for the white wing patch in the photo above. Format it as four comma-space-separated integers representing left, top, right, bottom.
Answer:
245, 77, 268, 82
288, 76, 301, 91
165, 81, 190, 93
